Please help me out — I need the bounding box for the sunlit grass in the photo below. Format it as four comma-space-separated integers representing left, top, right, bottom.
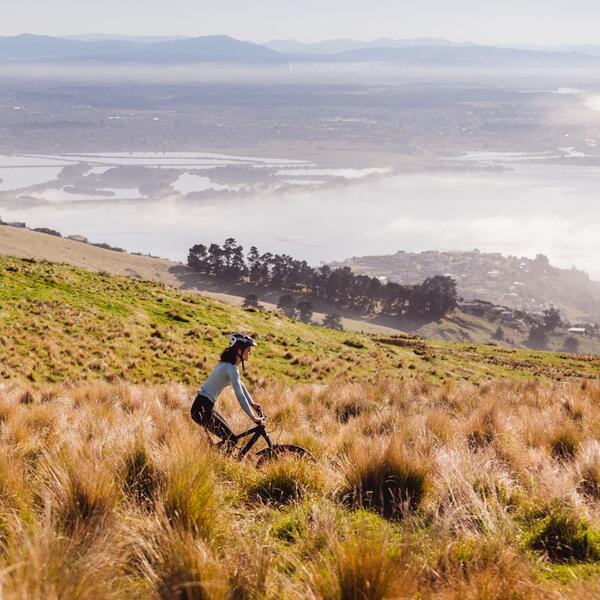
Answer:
0, 378, 595, 596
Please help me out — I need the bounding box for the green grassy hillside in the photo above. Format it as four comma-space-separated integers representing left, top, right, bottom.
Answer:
0, 255, 598, 386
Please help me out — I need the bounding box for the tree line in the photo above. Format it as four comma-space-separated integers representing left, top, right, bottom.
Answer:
188, 238, 457, 320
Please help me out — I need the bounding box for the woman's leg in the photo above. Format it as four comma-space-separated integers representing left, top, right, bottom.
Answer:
191, 394, 236, 443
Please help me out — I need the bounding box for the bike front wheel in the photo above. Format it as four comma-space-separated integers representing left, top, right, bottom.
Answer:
255, 444, 315, 467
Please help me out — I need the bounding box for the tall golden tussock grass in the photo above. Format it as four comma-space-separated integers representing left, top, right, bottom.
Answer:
41, 449, 119, 538
160, 436, 220, 540
305, 528, 416, 600
339, 438, 430, 519
425, 536, 547, 600
0, 377, 598, 597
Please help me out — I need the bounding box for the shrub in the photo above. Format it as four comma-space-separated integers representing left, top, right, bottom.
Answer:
243, 294, 259, 308
339, 443, 429, 520
343, 339, 365, 350
323, 313, 343, 331
528, 506, 600, 563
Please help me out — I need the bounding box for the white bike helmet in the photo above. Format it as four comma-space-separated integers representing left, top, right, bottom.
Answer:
229, 333, 257, 349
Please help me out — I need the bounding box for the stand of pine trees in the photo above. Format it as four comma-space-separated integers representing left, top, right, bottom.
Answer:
188, 238, 457, 320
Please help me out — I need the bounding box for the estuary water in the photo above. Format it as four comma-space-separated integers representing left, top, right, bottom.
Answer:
0, 151, 599, 279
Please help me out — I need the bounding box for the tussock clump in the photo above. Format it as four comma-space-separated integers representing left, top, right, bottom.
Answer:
0, 453, 31, 515
19, 390, 36, 405
339, 442, 429, 520
162, 450, 218, 539
227, 539, 273, 600
122, 441, 162, 508
550, 427, 580, 462
578, 462, 600, 499
465, 405, 501, 451
528, 505, 600, 563
577, 448, 600, 500
562, 398, 584, 422
425, 409, 454, 444
430, 537, 543, 600
247, 456, 324, 506
331, 384, 375, 424
0, 522, 127, 600
336, 399, 367, 424
46, 457, 118, 537
142, 526, 229, 600
307, 530, 415, 600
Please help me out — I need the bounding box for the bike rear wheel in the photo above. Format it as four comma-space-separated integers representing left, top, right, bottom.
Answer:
255, 444, 315, 466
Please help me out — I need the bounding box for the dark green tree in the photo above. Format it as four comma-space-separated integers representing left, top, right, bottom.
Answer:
543, 307, 562, 332
410, 276, 457, 319
277, 294, 297, 319
297, 300, 314, 324
206, 243, 224, 275
243, 294, 259, 308
187, 243, 208, 272
527, 323, 549, 349
563, 336, 579, 353
323, 312, 343, 331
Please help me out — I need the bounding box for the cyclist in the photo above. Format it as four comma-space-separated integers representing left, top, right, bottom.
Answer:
191, 333, 264, 447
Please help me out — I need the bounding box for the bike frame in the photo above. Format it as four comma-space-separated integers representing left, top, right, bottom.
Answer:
227, 424, 273, 459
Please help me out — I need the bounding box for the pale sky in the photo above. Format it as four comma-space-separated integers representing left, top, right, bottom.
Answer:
1, 0, 600, 46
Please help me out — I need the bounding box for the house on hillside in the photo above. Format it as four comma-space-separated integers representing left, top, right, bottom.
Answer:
568, 327, 587, 336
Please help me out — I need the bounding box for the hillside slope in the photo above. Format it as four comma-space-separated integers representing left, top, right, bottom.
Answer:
0, 255, 598, 386
3, 226, 600, 354
0, 226, 400, 336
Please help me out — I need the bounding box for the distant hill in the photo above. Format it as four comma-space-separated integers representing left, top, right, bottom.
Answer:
65, 34, 189, 43
0, 34, 283, 64
335, 250, 600, 323
333, 45, 598, 65
263, 37, 469, 54
0, 34, 598, 66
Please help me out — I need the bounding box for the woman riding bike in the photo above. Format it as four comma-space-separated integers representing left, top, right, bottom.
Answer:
191, 333, 264, 448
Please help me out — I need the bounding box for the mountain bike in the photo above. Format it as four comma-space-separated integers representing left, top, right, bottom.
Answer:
211, 409, 314, 466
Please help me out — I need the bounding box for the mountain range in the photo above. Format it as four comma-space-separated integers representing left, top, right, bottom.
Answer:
0, 33, 598, 65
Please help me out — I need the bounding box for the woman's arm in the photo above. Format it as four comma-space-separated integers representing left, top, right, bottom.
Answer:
227, 365, 261, 422
241, 382, 263, 415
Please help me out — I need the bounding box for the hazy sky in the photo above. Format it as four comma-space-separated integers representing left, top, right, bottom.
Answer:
2, 0, 600, 46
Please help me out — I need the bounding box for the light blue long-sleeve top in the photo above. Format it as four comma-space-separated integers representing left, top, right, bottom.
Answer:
199, 362, 256, 419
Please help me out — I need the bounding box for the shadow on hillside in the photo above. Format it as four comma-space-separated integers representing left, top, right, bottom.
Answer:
169, 265, 283, 305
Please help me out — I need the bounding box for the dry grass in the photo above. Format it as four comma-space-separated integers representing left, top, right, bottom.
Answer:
0, 378, 598, 597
